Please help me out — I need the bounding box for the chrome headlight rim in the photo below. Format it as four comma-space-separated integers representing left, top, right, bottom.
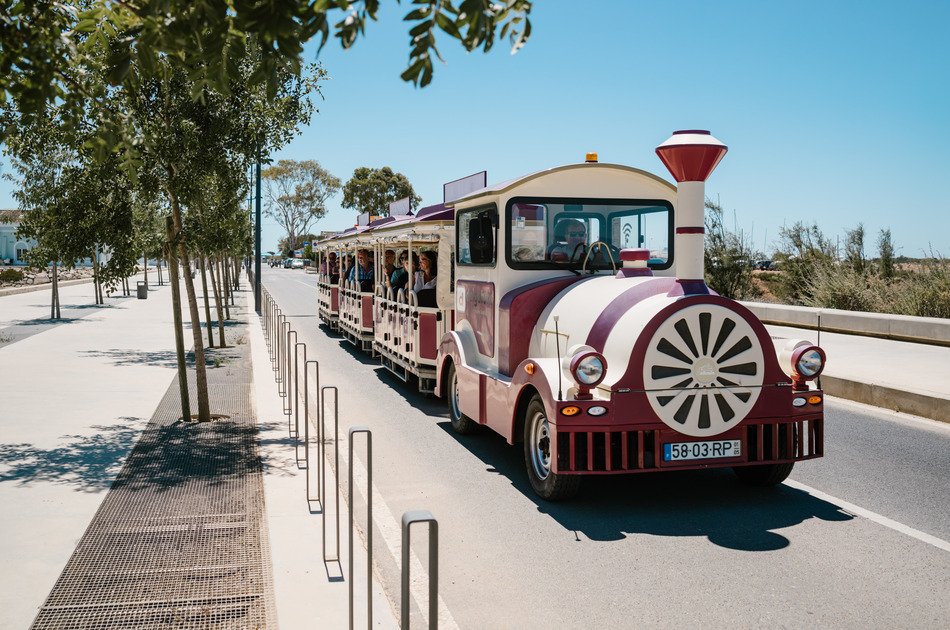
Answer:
792, 345, 825, 379
569, 351, 607, 388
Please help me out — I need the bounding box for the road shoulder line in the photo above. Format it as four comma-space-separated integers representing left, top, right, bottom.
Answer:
784, 479, 950, 553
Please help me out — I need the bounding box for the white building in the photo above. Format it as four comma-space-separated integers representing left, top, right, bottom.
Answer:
0, 210, 35, 265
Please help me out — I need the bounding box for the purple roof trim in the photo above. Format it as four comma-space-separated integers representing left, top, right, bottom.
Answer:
414, 203, 453, 222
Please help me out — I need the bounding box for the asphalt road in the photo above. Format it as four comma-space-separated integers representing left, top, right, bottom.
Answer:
262, 267, 950, 629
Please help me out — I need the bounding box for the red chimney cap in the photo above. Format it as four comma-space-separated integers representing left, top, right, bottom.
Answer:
655, 130, 728, 183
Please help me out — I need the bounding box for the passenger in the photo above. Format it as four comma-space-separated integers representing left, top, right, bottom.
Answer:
383, 249, 396, 280
340, 254, 354, 286
387, 250, 411, 291
349, 248, 375, 291
320, 252, 338, 275
413, 250, 438, 308
547, 218, 588, 261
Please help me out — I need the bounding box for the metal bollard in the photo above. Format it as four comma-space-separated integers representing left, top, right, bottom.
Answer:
321, 386, 341, 564
284, 325, 294, 413
348, 427, 373, 630
401, 511, 439, 630
293, 341, 306, 440
304, 359, 321, 506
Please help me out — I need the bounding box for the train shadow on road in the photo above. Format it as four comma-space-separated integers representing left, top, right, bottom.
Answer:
439, 421, 854, 551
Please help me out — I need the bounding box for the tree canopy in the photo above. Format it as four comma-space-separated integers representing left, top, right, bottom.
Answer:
342, 166, 420, 216
1, 0, 533, 129
263, 159, 340, 252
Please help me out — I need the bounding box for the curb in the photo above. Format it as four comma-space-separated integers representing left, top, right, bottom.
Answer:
821, 375, 949, 424
0, 277, 96, 297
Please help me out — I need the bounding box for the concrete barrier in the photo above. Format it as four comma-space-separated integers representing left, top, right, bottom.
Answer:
740, 301, 950, 347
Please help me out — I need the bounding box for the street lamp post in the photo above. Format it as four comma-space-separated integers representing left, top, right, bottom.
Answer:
255, 146, 262, 314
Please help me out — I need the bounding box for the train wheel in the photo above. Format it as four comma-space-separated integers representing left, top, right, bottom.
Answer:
447, 364, 478, 434
733, 462, 794, 486
523, 396, 580, 501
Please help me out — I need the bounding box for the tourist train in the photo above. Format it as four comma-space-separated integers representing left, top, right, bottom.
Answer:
314, 130, 826, 500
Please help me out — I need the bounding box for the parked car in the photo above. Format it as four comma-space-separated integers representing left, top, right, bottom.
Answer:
754, 260, 775, 270
291, 259, 305, 269
283, 258, 294, 268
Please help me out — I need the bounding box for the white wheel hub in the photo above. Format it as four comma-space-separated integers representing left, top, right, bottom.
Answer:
642, 304, 764, 437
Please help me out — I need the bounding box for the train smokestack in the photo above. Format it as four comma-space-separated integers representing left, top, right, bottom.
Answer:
655, 130, 727, 293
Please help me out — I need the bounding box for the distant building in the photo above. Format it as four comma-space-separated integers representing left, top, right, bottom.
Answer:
0, 210, 35, 265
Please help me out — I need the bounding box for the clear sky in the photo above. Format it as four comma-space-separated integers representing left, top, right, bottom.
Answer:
3, 1, 948, 257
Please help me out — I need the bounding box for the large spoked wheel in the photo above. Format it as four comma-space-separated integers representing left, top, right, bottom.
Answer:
447, 363, 478, 435
523, 396, 580, 501
733, 462, 794, 486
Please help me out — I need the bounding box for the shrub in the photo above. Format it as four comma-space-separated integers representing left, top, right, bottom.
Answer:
0, 268, 25, 283
703, 199, 760, 300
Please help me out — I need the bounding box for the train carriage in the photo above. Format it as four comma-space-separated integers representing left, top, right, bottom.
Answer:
315, 130, 826, 500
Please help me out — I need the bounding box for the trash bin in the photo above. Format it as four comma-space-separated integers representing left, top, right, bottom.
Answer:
137, 281, 148, 299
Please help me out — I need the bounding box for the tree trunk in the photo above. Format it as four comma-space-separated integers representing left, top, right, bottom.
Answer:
51, 261, 59, 319
91, 251, 102, 305
143, 250, 149, 288
217, 255, 230, 320
209, 253, 226, 347
223, 256, 232, 306
232, 257, 240, 291
227, 256, 235, 305
169, 195, 211, 423
200, 256, 214, 348
165, 216, 191, 422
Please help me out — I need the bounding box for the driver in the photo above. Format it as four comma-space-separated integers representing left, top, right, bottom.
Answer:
547, 218, 588, 261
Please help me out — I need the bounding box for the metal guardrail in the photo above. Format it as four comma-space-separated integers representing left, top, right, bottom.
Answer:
322, 385, 342, 567
258, 282, 441, 628
401, 510, 439, 630
304, 359, 322, 506
348, 427, 373, 630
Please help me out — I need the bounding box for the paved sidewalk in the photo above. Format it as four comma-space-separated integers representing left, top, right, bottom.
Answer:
0, 278, 396, 628
766, 324, 950, 422
0, 280, 186, 628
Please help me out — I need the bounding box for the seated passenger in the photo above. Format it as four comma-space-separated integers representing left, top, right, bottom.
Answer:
340, 254, 354, 285
388, 251, 412, 291
413, 250, 438, 307
349, 248, 375, 292
547, 218, 588, 261
412, 250, 438, 292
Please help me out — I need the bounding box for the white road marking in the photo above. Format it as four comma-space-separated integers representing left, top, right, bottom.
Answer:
307, 370, 460, 630
784, 479, 950, 553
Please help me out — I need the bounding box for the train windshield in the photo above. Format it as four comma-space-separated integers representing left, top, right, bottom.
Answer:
507, 198, 673, 271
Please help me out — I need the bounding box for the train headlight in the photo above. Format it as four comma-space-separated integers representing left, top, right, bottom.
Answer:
792, 346, 825, 379
570, 351, 607, 388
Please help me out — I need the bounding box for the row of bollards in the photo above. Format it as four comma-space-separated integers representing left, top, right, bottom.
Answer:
259, 285, 439, 629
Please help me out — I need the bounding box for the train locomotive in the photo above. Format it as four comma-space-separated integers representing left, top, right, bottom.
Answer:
315, 130, 826, 500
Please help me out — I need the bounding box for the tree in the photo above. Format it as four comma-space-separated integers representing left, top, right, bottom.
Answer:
844, 223, 866, 275
2, 1, 533, 139
263, 159, 340, 253
772, 222, 838, 305
703, 199, 760, 300
342, 166, 421, 216
878, 228, 895, 280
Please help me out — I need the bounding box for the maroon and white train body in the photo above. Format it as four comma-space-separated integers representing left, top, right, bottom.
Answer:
316, 131, 826, 500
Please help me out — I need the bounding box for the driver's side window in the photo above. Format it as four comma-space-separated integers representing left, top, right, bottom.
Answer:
510, 203, 547, 262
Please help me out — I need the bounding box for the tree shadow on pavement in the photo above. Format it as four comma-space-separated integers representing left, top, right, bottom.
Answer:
0, 421, 145, 492
80, 349, 184, 369
438, 421, 854, 552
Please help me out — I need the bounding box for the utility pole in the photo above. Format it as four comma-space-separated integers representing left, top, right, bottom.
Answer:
255, 146, 262, 314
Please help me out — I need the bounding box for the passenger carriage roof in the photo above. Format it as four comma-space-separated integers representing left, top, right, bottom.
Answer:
445, 163, 676, 207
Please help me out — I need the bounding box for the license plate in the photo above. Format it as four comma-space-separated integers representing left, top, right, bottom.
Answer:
664, 439, 741, 462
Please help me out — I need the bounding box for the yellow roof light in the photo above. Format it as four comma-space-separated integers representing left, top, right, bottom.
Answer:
585, 152, 598, 163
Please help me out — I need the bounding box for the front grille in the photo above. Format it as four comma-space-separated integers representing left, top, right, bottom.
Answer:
554, 418, 823, 474
556, 429, 658, 473
746, 418, 823, 462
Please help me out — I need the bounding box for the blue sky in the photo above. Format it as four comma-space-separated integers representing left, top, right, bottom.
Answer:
3, 1, 949, 257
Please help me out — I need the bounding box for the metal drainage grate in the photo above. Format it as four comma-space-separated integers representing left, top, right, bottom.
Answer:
32, 299, 275, 629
